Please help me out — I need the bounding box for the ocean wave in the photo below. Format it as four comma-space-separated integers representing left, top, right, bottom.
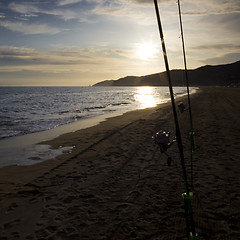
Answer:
0, 86, 198, 140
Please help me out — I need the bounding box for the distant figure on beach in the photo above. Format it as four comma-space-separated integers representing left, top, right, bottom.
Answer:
153, 130, 175, 165
178, 102, 185, 113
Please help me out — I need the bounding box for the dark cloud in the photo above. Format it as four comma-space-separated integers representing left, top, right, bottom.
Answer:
202, 52, 240, 65
130, 0, 171, 4
191, 44, 240, 50
201, 12, 240, 36
0, 46, 130, 68
178, 0, 240, 16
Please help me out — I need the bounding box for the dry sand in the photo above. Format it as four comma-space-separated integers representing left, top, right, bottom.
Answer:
0, 87, 239, 240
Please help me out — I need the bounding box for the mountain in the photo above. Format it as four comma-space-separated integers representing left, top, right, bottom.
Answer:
93, 60, 240, 87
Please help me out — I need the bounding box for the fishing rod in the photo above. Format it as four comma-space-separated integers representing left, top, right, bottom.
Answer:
177, 0, 195, 188
153, 0, 197, 238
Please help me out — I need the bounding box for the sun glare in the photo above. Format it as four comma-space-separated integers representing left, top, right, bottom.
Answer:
137, 43, 157, 60
134, 87, 157, 108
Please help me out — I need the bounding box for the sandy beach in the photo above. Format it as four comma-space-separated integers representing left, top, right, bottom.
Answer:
0, 87, 239, 240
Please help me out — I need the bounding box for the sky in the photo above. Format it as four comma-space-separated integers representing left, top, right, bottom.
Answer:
0, 0, 239, 86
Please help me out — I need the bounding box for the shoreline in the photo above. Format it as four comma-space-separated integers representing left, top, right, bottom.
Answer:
0, 97, 181, 189
0, 87, 239, 239
0, 86, 199, 145
0, 88, 197, 168
0, 110, 131, 168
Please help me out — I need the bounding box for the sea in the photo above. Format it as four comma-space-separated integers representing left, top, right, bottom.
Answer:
0, 86, 197, 167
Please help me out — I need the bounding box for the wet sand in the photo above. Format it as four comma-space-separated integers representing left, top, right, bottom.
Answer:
0, 87, 239, 239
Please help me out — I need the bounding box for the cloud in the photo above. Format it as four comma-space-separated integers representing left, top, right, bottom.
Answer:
58, 0, 83, 6
0, 21, 60, 34
133, 0, 154, 4
9, 2, 79, 21
0, 46, 36, 56
0, 46, 87, 66
189, 11, 240, 41
0, 45, 135, 68
6, 0, 158, 25
0, 45, 153, 77
92, 1, 155, 25
9, 2, 39, 15
127, 0, 239, 16
119, 0, 171, 6
201, 52, 240, 65
91, 0, 240, 25
191, 44, 240, 51
179, 0, 240, 16
0, 44, 160, 85
187, 41, 240, 67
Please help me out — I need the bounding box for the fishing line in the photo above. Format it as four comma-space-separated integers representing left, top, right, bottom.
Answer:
177, 0, 195, 189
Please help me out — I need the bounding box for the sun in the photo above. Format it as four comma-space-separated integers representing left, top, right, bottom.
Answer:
137, 43, 157, 60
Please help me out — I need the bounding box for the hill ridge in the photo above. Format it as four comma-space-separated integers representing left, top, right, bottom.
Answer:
93, 60, 240, 86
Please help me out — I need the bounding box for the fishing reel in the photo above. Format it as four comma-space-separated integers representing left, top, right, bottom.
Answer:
153, 130, 170, 150
152, 130, 175, 166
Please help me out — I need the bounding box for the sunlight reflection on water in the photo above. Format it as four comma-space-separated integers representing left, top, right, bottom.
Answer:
134, 87, 159, 108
